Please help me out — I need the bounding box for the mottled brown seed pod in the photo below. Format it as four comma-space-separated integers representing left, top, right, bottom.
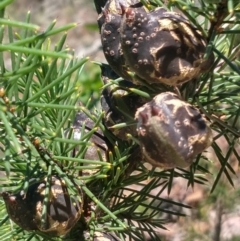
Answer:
101, 12, 132, 81
100, 63, 149, 140
135, 92, 212, 169
72, 110, 108, 161
1, 176, 83, 237
99, 0, 144, 82
120, 6, 214, 86
102, 86, 149, 139
98, 0, 142, 30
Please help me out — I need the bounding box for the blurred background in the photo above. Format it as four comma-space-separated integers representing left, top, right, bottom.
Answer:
7, 0, 104, 60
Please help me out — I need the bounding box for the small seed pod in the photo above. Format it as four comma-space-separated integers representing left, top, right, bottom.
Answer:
1, 176, 83, 237
72, 110, 108, 161
101, 12, 133, 81
120, 6, 214, 86
99, 0, 145, 82
135, 92, 212, 169
100, 64, 149, 140
104, 93, 148, 140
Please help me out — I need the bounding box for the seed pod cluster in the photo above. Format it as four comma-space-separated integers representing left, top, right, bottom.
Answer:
99, 1, 214, 86
96, 1, 214, 168
121, 7, 214, 85
1, 176, 83, 237
72, 110, 108, 161
100, 64, 150, 140
97, 1, 213, 169
135, 92, 212, 169
99, 0, 142, 82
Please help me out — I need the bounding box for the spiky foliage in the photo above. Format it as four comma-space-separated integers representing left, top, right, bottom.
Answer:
0, 0, 239, 241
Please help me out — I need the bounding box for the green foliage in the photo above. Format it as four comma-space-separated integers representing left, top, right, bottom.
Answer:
0, 0, 239, 240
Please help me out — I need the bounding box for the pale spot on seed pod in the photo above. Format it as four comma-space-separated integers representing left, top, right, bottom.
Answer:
140, 32, 145, 36
174, 127, 181, 134
151, 33, 156, 38
137, 126, 146, 136
146, 36, 150, 40
9, 196, 16, 202
134, 43, 139, 47
125, 40, 131, 45
183, 119, 190, 126
133, 34, 137, 38
175, 120, 181, 127
110, 50, 115, 56
138, 59, 143, 64
143, 59, 148, 65
133, 27, 136, 31
132, 48, 138, 53
138, 37, 143, 42
189, 145, 193, 153
74, 131, 81, 140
